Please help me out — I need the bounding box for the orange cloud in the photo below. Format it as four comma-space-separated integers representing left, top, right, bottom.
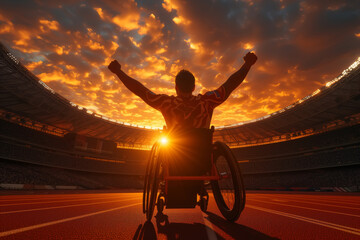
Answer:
162, 0, 178, 12
173, 16, 191, 25
25, 61, 43, 71
0, 14, 14, 34
243, 42, 255, 50
39, 19, 59, 32
129, 37, 140, 48
38, 70, 81, 86
94, 7, 105, 19
139, 14, 165, 41
113, 13, 140, 31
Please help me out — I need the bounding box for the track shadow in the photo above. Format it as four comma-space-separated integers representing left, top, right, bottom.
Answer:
133, 213, 223, 240
133, 212, 278, 240
133, 221, 157, 240
155, 212, 223, 239
205, 211, 280, 240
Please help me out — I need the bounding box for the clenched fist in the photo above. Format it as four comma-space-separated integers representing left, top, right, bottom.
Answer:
243, 52, 257, 66
108, 60, 121, 74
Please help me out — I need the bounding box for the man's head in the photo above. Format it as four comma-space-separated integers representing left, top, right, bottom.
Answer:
175, 69, 195, 95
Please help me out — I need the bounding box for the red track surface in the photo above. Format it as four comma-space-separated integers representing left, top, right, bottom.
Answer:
0, 191, 359, 239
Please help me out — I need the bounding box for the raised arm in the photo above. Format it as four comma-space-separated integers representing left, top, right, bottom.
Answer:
221, 52, 257, 98
108, 60, 150, 100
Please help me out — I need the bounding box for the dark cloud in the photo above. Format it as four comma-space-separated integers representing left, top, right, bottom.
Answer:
81, 48, 106, 64
46, 52, 92, 73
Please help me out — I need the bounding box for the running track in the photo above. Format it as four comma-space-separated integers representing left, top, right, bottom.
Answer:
0, 191, 359, 239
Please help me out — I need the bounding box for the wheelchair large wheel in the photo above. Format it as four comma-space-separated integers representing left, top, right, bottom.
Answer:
211, 141, 246, 222
143, 142, 162, 221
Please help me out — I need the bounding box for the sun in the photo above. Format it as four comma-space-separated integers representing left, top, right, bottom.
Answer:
160, 136, 168, 145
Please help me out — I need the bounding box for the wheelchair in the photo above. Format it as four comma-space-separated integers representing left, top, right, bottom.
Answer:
143, 126, 245, 222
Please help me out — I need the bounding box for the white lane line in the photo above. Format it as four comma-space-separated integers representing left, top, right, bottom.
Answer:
257, 195, 360, 206
0, 195, 132, 206
0, 193, 140, 202
0, 194, 113, 200
249, 199, 360, 218
247, 204, 360, 236
282, 197, 360, 206
0, 194, 128, 203
201, 211, 219, 240
1, 197, 140, 214
0, 202, 142, 237
248, 196, 360, 210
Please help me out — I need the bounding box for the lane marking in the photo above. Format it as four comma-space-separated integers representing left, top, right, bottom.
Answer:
247, 196, 360, 210
247, 204, 360, 236
0, 193, 140, 202
1, 197, 140, 214
201, 211, 219, 240
0, 195, 135, 206
0, 202, 142, 237
271, 199, 288, 203
248, 193, 360, 203
248, 199, 360, 218
251, 195, 360, 206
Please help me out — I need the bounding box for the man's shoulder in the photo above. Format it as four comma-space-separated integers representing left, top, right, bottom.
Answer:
200, 86, 226, 99
146, 90, 173, 98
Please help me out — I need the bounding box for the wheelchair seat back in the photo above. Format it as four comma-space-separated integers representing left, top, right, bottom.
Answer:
163, 128, 213, 208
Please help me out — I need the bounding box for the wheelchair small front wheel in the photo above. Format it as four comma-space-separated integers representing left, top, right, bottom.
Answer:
199, 191, 209, 212
211, 141, 246, 222
156, 193, 165, 214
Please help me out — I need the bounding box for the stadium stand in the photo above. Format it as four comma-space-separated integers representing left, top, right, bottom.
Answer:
233, 124, 360, 160
0, 41, 359, 191
0, 115, 149, 178
0, 159, 143, 189
243, 165, 360, 192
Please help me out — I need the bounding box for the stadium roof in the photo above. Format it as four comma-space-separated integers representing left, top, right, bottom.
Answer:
0, 42, 359, 148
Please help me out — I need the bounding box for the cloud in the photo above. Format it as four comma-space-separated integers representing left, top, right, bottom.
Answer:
0, 0, 359, 128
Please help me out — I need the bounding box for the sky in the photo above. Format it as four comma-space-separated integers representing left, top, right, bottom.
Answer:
0, 0, 359, 128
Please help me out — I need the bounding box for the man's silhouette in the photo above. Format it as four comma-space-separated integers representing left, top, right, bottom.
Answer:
108, 52, 257, 129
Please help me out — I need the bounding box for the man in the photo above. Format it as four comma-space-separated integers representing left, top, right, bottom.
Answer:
108, 52, 257, 130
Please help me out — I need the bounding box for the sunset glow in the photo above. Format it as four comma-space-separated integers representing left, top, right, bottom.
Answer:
0, 0, 359, 128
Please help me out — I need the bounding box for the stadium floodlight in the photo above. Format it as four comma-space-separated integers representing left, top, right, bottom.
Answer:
311, 89, 321, 96
326, 56, 360, 88
7, 52, 19, 64
38, 80, 55, 94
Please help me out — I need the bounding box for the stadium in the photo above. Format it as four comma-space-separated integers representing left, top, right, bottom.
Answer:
1, 42, 359, 192
0, 44, 360, 239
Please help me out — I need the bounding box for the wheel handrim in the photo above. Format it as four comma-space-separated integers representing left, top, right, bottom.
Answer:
215, 155, 236, 210
143, 143, 160, 218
